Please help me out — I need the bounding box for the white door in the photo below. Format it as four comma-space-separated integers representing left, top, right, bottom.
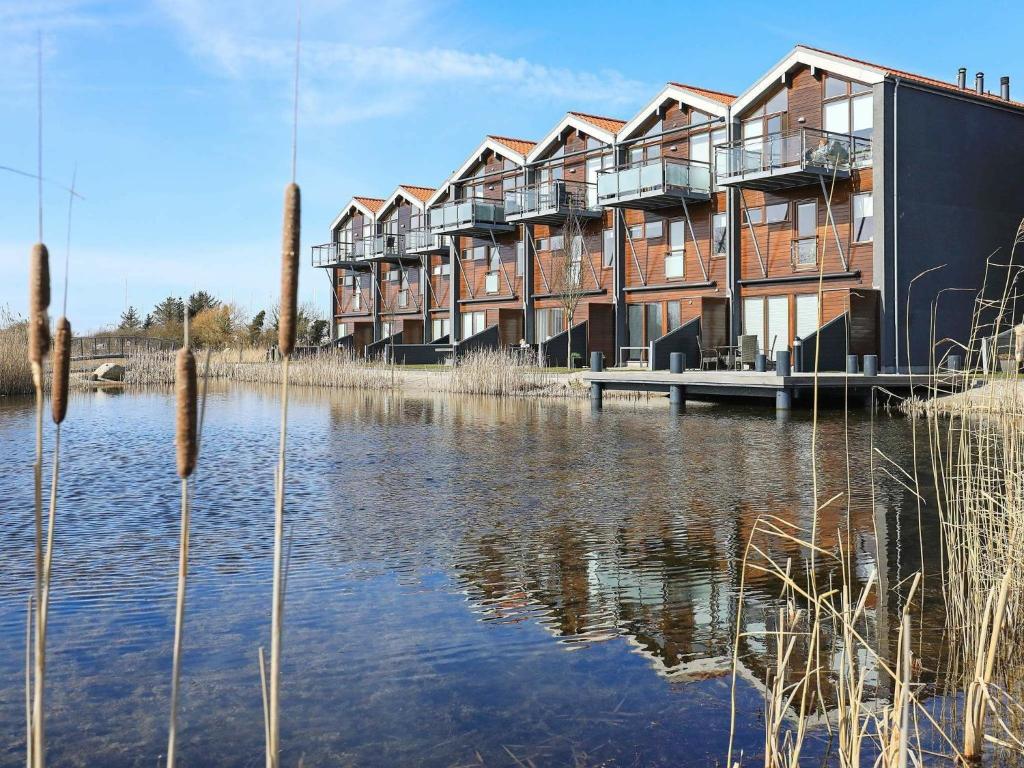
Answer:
766, 296, 789, 356
795, 294, 820, 343
743, 297, 764, 354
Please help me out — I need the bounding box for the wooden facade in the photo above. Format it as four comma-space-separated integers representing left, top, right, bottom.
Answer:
730, 63, 877, 354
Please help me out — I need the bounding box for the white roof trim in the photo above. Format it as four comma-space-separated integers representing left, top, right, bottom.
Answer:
377, 186, 429, 220
425, 137, 529, 207
329, 197, 377, 231
617, 84, 731, 142
730, 46, 886, 117
525, 114, 617, 163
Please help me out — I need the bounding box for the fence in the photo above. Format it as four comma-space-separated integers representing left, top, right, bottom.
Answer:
69, 335, 176, 360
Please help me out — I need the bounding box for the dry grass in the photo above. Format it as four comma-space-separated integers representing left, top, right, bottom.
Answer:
0, 308, 34, 396
123, 348, 400, 390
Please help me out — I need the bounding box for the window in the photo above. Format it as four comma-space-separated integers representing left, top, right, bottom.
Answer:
794, 201, 817, 268
475, 245, 487, 261
645, 219, 664, 240
667, 301, 682, 331
744, 207, 763, 226
690, 132, 710, 164
516, 241, 525, 275
398, 288, 409, 307
666, 219, 685, 279
824, 99, 850, 134
824, 75, 847, 99
432, 263, 450, 276
549, 234, 564, 252
462, 311, 486, 338
431, 318, 450, 340
764, 88, 787, 116
851, 94, 872, 138
336, 322, 348, 338
823, 77, 873, 138
353, 290, 362, 310
535, 307, 564, 341
486, 248, 501, 293
628, 224, 643, 240
712, 213, 728, 255
795, 294, 819, 343
537, 237, 549, 252
766, 202, 789, 224
603, 228, 615, 268
388, 269, 400, 283
853, 193, 874, 242
629, 146, 643, 165
647, 143, 661, 160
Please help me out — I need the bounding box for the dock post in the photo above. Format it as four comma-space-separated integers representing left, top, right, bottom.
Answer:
776, 388, 792, 411
590, 382, 603, 407
775, 350, 791, 377
847, 354, 859, 374
669, 352, 685, 407
863, 354, 878, 377
793, 337, 803, 372
590, 351, 604, 373
755, 353, 766, 372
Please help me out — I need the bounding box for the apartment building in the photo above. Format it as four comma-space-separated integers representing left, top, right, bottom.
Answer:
313, 45, 1024, 372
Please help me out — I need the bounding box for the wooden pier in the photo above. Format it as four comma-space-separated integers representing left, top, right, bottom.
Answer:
584, 369, 925, 411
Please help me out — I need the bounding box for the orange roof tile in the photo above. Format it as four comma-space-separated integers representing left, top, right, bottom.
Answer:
488, 135, 537, 156
399, 185, 436, 203
353, 196, 385, 214
568, 111, 627, 134
668, 82, 737, 105
799, 44, 1024, 109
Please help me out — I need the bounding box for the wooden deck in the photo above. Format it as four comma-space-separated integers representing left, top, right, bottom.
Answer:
584, 369, 926, 410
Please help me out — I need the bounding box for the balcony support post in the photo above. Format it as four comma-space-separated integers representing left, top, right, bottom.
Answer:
420, 256, 431, 340
613, 189, 628, 363
371, 263, 383, 342
489, 229, 516, 296
449, 239, 462, 343
619, 208, 647, 286
818, 175, 849, 271
523, 224, 536, 344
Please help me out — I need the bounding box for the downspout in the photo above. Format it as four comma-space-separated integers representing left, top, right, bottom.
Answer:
892, 77, 901, 372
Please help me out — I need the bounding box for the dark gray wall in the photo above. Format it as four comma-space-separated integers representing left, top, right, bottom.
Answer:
890, 81, 1024, 371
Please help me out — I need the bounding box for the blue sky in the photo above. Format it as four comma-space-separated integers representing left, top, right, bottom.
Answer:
2, 0, 1023, 331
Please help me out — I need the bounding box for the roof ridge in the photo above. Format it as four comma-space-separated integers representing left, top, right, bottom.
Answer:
569, 110, 626, 122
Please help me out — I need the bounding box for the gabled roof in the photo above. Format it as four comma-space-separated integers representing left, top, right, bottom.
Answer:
426, 136, 535, 207
377, 185, 436, 219
488, 135, 537, 156
618, 83, 733, 142
526, 111, 625, 163
731, 44, 1024, 117
330, 196, 384, 230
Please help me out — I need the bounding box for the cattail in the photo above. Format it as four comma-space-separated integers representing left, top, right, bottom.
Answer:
278, 182, 300, 356
28, 243, 51, 364
175, 348, 197, 478
51, 317, 71, 424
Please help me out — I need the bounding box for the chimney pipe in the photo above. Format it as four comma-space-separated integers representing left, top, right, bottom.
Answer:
1001, 76, 1010, 101
976, 72, 985, 94
957, 67, 967, 89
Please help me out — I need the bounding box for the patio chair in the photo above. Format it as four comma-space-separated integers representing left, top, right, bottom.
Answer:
739, 334, 758, 370
697, 337, 719, 370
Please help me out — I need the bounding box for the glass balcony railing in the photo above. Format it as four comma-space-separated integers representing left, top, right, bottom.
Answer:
596, 158, 712, 204
715, 128, 871, 184
504, 180, 600, 220
427, 197, 509, 234
310, 238, 373, 267
367, 233, 405, 259
406, 228, 450, 253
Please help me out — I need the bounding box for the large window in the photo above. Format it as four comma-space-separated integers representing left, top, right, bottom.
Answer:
666, 219, 685, 279
793, 202, 817, 269
823, 76, 872, 138
795, 294, 819, 342
689, 132, 710, 165
486, 247, 501, 294
462, 311, 486, 338
667, 300, 682, 331
712, 213, 728, 256
431, 318, 450, 340
853, 193, 874, 242
603, 228, 615, 268
646, 302, 662, 343
535, 307, 564, 341
645, 218, 664, 240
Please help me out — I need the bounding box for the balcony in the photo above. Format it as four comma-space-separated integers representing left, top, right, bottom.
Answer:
715, 128, 871, 192
405, 228, 451, 255
504, 180, 603, 225
310, 239, 373, 269
596, 158, 712, 210
427, 197, 515, 237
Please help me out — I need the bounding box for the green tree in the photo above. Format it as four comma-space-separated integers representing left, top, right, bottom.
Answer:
152, 296, 185, 326
307, 319, 328, 346
248, 310, 266, 344
142, 313, 153, 330
187, 291, 221, 318
119, 306, 142, 330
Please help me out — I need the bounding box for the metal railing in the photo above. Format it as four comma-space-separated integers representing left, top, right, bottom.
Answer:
69, 335, 177, 360
790, 236, 819, 270
714, 128, 871, 183
427, 197, 509, 233
406, 228, 450, 253
596, 157, 712, 203
505, 180, 599, 218
367, 232, 405, 259
311, 239, 373, 267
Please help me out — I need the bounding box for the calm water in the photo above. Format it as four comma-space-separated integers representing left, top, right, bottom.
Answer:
0, 386, 943, 767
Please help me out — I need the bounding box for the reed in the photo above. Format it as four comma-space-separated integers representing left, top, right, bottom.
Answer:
166, 341, 197, 767
0, 308, 33, 396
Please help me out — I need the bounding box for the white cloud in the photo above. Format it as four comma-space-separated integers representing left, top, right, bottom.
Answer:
155, 0, 649, 125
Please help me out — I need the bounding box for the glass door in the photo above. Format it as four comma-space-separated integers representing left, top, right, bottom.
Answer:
766, 295, 789, 355
795, 294, 820, 343
743, 297, 764, 354
627, 304, 644, 361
